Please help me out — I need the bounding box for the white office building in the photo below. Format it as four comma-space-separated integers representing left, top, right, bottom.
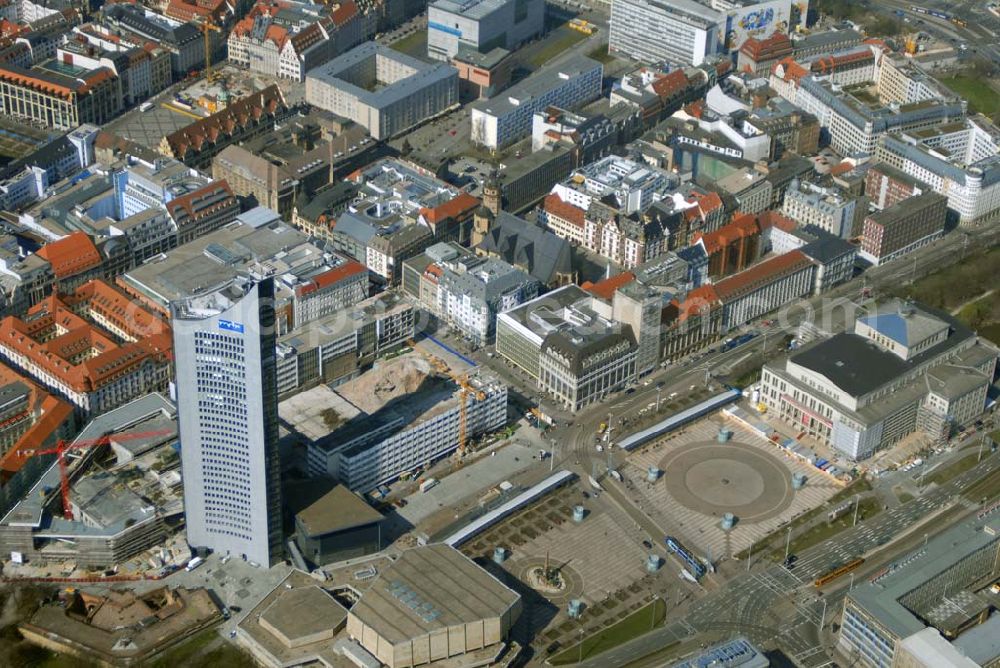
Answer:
427, 0, 545, 61
470, 53, 602, 150
306, 42, 459, 140
609, 0, 722, 66
874, 121, 1000, 224
172, 278, 284, 567
306, 371, 507, 491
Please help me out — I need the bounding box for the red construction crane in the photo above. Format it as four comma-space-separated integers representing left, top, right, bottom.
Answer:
19, 428, 175, 521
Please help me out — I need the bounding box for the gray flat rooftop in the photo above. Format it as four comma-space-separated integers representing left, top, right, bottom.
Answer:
472, 52, 601, 118
954, 613, 1000, 665
279, 291, 411, 352
638, 0, 721, 24
790, 309, 973, 399
296, 485, 384, 538
260, 586, 348, 642
847, 516, 1000, 640
431, 0, 517, 20
454, 45, 510, 69
350, 544, 519, 643
309, 42, 457, 110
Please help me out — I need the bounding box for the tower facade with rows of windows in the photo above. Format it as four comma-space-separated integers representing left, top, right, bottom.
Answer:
172, 277, 283, 566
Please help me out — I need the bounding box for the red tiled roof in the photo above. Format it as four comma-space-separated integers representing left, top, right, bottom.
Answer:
829, 161, 854, 176
757, 210, 796, 233
330, 0, 358, 26
811, 49, 874, 74
677, 285, 720, 322
295, 260, 366, 296
582, 272, 636, 301
67, 279, 171, 341
36, 232, 101, 279
712, 250, 811, 301
0, 392, 72, 479
166, 179, 237, 225
683, 190, 723, 222
694, 214, 760, 254
164, 85, 286, 159
683, 100, 705, 118
421, 192, 480, 224
543, 194, 586, 229
651, 69, 688, 99
772, 57, 809, 83
739, 32, 792, 61
0, 288, 171, 395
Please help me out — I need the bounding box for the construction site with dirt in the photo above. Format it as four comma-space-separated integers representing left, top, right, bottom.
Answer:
280, 349, 509, 493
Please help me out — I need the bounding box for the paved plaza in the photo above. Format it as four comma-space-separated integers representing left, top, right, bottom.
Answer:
623, 414, 841, 560
466, 485, 652, 603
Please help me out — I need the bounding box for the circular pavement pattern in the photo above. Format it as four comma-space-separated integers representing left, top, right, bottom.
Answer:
515, 557, 584, 603
660, 442, 794, 523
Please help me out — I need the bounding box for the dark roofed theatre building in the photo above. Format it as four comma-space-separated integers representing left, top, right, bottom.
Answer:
293, 484, 384, 566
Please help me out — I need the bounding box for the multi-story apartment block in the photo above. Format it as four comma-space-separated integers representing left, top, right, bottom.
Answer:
306, 42, 458, 140
326, 158, 465, 267
859, 191, 948, 266
609, 0, 722, 66
0, 60, 123, 130
164, 179, 241, 246
876, 52, 950, 106
864, 162, 928, 211
773, 44, 966, 153
428, 242, 540, 345
228, 0, 365, 81
713, 249, 815, 329
118, 156, 211, 219
275, 291, 413, 398
306, 370, 507, 491
0, 363, 73, 486
470, 53, 602, 150
366, 224, 434, 286
807, 45, 883, 87
873, 120, 1000, 223
74, 24, 173, 94
789, 28, 862, 60
100, 4, 205, 78
173, 278, 284, 567
745, 104, 820, 158
541, 155, 679, 268
782, 178, 865, 239
496, 285, 639, 412
0, 125, 98, 212
761, 301, 997, 460
691, 212, 762, 279
427, 0, 544, 61
610, 66, 708, 126
531, 107, 617, 168
0, 280, 172, 415
714, 166, 774, 214
737, 31, 792, 76
213, 145, 300, 221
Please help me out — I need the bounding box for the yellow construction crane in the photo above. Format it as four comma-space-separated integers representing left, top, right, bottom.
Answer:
409, 340, 484, 454
198, 18, 222, 82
